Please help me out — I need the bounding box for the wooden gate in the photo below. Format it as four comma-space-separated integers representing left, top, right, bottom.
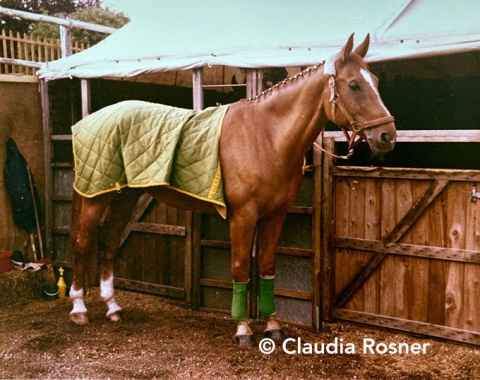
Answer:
325, 162, 480, 345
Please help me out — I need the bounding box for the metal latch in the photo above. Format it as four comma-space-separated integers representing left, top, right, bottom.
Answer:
471, 185, 480, 202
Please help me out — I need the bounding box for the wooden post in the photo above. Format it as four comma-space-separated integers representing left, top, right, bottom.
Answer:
81, 79, 91, 117
59, 25, 72, 58
191, 212, 202, 310
246, 69, 263, 99
246, 69, 263, 318
320, 137, 335, 321
40, 79, 53, 258
312, 135, 323, 331
192, 68, 204, 110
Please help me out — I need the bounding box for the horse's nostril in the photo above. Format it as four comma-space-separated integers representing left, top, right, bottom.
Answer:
380, 131, 393, 144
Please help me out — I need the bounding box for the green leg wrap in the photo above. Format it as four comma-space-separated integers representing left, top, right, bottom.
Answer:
231, 281, 249, 322
259, 276, 276, 318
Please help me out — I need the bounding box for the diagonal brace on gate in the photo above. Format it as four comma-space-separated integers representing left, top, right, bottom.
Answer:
334, 179, 449, 308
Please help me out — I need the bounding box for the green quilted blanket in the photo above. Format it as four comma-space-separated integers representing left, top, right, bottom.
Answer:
72, 100, 228, 218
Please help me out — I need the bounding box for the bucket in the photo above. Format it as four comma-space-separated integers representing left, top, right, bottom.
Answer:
43, 284, 59, 301
0, 250, 13, 274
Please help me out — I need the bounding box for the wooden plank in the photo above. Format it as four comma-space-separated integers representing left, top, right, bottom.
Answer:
192, 212, 202, 310
131, 222, 186, 236
379, 179, 396, 317
320, 138, 335, 321
427, 190, 446, 326
40, 79, 53, 258
324, 129, 480, 143
444, 183, 466, 329
184, 210, 193, 304
0, 6, 117, 34
114, 277, 185, 299
393, 179, 413, 319
347, 174, 366, 311
333, 309, 480, 346
200, 278, 232, 289
119, 194, 154, 248
192, 68, 204, 110
363, 178, 381, 315
385, 179, 449, 243
0, 73, 38, 83
409, 182, 431, 322
334, 166, 480, 182
334, 237, 480, 264
464, 194, 480, 332
80, 79, 90, 117
312, 137, 322, 329
334, 179, 448, 309
200, 239, 313, 258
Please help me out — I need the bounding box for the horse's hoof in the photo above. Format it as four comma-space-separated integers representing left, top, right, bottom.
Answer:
107, 312, 122, 323
70, 312, 89, 325
264, 329, 286, 344
234, 334, 256, 347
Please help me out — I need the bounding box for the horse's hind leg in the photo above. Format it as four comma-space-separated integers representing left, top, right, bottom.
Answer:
98, 189, 142, 322
70, 192, 115, 325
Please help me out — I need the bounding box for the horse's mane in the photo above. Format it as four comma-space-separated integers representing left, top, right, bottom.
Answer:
246, 62, 324, 102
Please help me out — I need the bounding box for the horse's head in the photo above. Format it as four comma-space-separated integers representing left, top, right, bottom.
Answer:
323, 33, 396, 156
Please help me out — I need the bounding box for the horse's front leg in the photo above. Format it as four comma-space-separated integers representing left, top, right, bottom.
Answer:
229, 210, 257, 346
70, 193, 114, 325
98, 189, 142, 322
256, 212, 289, 343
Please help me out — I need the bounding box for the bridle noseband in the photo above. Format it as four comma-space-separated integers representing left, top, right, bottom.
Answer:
318, 75, 395, 159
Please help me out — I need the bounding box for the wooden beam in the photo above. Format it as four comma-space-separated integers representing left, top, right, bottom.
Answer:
131, 222, 186, 236
119, 194, 154, 249
114, 278, 185, 299
334, 179, 449, 308
40, 79, 53, 258
0, 58, 41, 68
335, 237, 480, 264
80, 79, 91, 117
334, 166, 480, 182
324, 129, 480, 143
320, 137, 336, 322
333, 309, 480, 346
192, 68, 204, 110
0, 6, 117, 34
60, 25, 72, 58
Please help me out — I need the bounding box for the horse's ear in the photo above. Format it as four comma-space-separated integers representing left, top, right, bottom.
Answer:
354, 34, 370, 58
341, 33, 355, 61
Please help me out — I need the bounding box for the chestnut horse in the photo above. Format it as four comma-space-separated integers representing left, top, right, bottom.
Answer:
69, 34, 396, 346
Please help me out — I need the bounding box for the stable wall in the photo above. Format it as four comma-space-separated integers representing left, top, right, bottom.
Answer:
0, 76, 45, 260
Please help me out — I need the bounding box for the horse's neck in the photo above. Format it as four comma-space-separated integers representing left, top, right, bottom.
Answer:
256, 67, 329, 161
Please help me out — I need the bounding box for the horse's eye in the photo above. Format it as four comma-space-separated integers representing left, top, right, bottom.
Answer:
349, 81, 361, 91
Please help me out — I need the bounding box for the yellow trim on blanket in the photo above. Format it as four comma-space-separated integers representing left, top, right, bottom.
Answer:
74, 183, 227, 219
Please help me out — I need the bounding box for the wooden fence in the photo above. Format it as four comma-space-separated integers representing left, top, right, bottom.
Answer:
0, 29, 89, 75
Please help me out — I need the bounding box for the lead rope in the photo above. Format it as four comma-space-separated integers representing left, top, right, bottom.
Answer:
313, 141, 353, 160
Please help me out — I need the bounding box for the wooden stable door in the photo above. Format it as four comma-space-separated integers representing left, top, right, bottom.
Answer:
327, 166, 480, 345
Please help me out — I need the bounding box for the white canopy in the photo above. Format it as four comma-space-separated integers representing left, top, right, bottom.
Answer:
38, 0, 480, 81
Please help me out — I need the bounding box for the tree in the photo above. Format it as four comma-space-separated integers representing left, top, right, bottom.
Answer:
0, 0, 129, 46
0, 0, 128, 34
31, 6, 129, 46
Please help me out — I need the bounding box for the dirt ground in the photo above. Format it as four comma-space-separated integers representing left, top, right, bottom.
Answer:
0, 288, 479, 380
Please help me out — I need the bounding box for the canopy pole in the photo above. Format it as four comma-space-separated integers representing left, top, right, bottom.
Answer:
40, 79, 53, 258
192, 68, 204, 110
81, 79, 91, 117
60, 25, 72, 58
